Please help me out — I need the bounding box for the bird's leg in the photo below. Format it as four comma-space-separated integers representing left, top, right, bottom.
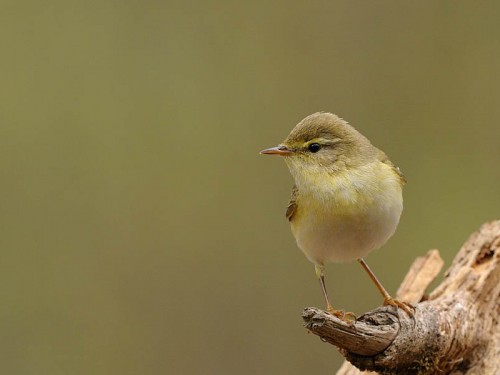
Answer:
315, 264, 332, 309
357, 258, 414, 316
315, 264, 356, 322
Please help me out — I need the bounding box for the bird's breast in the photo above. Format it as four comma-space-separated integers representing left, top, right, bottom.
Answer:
290, 164, 403, 264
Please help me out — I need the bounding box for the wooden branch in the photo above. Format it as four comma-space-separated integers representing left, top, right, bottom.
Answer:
302, 221, 500, 375
395, 249, 443, 303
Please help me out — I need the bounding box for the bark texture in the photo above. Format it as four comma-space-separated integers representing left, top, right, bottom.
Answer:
302, 221, 500, 375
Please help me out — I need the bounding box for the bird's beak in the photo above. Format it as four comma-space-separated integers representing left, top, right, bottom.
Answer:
260, 145, 293, 156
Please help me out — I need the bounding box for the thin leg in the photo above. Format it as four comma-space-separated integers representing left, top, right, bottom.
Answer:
315, 264, 333, 310
314, 264, 356, 322
357, 258, 392, 301
357, 258, 414, 316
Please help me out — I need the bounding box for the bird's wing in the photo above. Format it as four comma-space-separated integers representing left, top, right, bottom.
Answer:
286, 184, 298, 221
379, 150, 407, 185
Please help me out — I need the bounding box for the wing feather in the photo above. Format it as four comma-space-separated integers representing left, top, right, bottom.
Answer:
286, 184, 298, 221
379, 150, 407, 185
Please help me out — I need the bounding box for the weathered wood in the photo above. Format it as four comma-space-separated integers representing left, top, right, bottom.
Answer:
302, 307, 399, 356
395, 249, 444, 303
302, 221, 500, 375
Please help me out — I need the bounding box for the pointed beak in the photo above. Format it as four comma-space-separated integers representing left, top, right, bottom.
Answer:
259, 145, 293, 156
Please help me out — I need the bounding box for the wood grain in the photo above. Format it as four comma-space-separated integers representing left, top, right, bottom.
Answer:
301, 221, 500, 375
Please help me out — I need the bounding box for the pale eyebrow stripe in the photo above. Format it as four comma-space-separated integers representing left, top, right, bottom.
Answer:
306, 137, 341, 146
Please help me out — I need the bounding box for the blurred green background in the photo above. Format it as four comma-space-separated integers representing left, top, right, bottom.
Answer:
1, 1, 500, 374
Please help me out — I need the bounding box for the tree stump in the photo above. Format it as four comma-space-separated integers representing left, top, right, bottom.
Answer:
302, 221, 500, 375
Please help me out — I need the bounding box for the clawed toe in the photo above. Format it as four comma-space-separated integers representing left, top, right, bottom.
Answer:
384, 297, 415, 318
327, 306, 357, 323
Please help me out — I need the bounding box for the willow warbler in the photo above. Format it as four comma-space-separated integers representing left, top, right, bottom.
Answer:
261, 112, 411, 319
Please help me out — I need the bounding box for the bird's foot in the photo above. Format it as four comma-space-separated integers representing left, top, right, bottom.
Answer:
326, 305, 356, 324
383, 297, 415, 318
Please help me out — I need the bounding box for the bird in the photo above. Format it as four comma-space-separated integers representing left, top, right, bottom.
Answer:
260, 112, 412, 320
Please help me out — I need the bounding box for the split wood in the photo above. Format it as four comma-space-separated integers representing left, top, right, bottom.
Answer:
302, 221, 500, 375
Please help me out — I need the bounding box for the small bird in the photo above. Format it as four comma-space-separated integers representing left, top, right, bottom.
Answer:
261, 112, 411, 320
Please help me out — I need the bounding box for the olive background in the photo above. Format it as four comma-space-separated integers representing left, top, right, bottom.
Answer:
1, 1, 500, 374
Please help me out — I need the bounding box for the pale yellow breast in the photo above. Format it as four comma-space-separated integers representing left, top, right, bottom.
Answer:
290, 162, 403, 265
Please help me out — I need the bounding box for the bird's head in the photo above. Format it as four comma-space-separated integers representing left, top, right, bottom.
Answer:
260, 112, 377, 180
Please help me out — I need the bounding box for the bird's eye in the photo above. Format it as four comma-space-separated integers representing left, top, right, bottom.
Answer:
308, 143, 321, 153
